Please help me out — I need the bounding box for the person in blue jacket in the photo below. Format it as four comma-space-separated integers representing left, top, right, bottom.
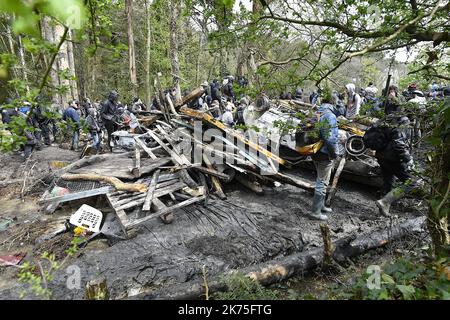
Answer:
310, 88, 345, 221
62, 100, 81, 151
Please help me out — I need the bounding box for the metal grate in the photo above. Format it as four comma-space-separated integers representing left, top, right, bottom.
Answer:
53, 179, 106, 193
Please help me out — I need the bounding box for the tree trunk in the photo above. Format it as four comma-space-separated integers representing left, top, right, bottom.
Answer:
17, 35, 30, 94
4, 16, 19, 96
54, 23, 71, 106
41, 17, 62, 106
427, 114, 450, 257
145, 0, 152, 106
169, 0, 181, 101
125, 0, 138, 97
66, 29, 79, 101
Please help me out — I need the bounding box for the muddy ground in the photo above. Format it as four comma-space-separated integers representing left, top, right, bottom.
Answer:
0, 147, 427, 300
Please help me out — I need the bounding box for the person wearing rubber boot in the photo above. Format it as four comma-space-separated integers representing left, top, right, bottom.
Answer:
363, 116, 418, 216
310, 89, 343, 221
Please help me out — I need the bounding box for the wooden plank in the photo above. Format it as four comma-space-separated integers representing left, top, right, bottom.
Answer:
106, 193, 131, 227
134, 135, 157, 160
194, 166, 230, 180
115, 181, 186, 211
131, 144, 141, 178
155, 124, 192, 165
203, 154, 226, 199
175, 86, 204, 108
146, 129, 185, 165
153, 197, 174, 224
126, 195, 206, 229
180, 106, 287, 166
143, 170, 160, 211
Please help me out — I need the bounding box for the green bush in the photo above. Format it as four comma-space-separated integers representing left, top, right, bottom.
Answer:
213, 272, 281, 300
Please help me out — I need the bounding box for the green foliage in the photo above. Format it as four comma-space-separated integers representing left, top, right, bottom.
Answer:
17, 236, 81, 299
213, 272, 281, 300
325, 256, 450, 300
0, 0, 87, 36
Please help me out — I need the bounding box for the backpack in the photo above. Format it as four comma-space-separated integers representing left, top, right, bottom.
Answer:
363, 125, 391, 151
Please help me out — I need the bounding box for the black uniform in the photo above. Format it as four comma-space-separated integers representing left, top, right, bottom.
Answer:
100, 91, 119, 152
33, 105, 52, 145
364, 117, 414, 194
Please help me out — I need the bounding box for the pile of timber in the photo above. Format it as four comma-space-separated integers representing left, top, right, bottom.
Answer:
39, 93, 316, 234
39, 85, 382, 235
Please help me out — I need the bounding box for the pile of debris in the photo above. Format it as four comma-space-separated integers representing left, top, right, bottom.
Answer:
37, 85, 383, 241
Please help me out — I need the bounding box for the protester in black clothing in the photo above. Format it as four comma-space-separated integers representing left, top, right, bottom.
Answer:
100, 90, 119, 152
363, 116, 418, 216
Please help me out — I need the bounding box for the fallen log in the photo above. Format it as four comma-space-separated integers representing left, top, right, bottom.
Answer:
271, 171, 315, 192
37, 153, 119, 187
235, 173, 264, 194
61, 173, 147, 193
133, 216, 426, 299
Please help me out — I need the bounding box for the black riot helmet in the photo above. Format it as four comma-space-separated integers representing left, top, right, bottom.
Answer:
108, 90, 119, 103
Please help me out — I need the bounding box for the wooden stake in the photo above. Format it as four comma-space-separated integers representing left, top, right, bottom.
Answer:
326, 157, 346, 206
85, 276, 109, 300
320, 224, 333, 267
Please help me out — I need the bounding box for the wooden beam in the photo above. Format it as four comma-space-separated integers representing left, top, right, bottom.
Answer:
115, 181, 186, 211
203, 154, 226, 199
126, 195, 206, 229
146, 129, 186, 165
175, 86, 204, 108
153, 198, 174, 224
131, 144, 141, 178
143, 169, 160, 211
180, 106, 287, 166
134, 135, 157, 160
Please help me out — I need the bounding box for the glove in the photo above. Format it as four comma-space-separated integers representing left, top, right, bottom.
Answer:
404, 159, 415, 171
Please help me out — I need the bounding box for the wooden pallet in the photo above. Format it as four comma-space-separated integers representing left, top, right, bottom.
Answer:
105, 172, 205, 230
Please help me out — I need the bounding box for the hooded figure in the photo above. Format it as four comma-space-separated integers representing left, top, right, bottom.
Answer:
221, 102, 234, 126
309, 89, 345, 221
364, 117, 417, 216
385, 84, 401, 115
101, 90, 119, 152
294, 88, 303, 100
345, 83, 361, 118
